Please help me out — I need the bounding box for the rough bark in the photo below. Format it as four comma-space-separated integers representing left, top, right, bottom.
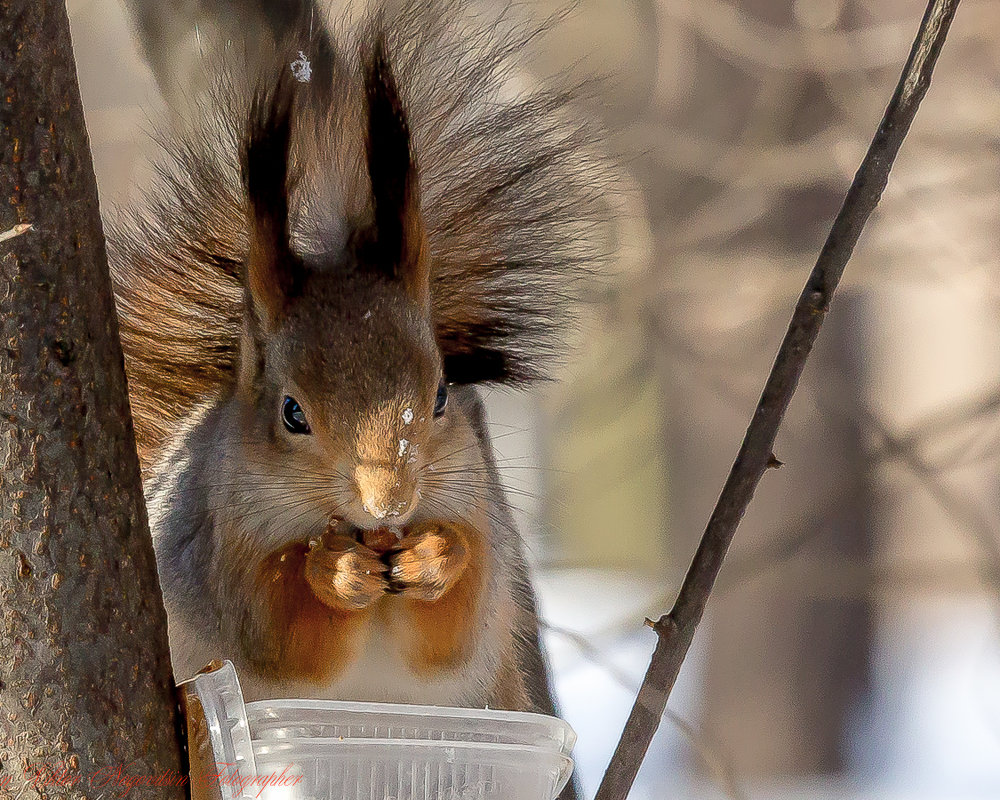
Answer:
0, 1, 186, 797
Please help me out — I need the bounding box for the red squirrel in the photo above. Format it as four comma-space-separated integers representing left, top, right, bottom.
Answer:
110, 0, 614, 733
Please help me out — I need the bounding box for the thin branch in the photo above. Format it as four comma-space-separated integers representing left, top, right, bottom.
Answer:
593, 2, 962, 799
544, 622, 749, 800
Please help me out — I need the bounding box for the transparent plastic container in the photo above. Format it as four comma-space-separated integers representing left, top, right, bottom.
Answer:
180, 661, 257, 800
251, 738, 573, 800
180, 662, 575, 800
246, 699, 577, 755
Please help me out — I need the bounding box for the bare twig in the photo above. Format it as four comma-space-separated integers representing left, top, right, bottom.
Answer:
544, 622, 748, 800
593, 2, 962, 798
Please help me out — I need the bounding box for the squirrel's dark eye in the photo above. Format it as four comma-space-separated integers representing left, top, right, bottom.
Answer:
433, 383, 448, 418
282, 396, 311, 434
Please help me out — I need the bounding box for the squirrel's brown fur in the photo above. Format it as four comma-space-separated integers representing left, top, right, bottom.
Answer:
110, 9, 612, 800
111, 0, 612, 468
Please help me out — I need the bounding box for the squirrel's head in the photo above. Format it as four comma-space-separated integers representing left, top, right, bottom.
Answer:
233, 39, 465, 528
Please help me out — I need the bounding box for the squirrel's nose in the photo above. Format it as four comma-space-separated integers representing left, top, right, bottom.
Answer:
354, 463, 417, 521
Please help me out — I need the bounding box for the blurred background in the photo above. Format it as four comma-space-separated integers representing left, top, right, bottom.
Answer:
67, 0, 1000, 797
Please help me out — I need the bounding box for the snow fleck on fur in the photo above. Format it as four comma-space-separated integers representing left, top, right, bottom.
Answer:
402, 408, 414, 424
290, 51, 312, 82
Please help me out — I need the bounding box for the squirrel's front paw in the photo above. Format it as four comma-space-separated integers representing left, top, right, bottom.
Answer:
304, 529, 387, 611
385, 521, 471, 602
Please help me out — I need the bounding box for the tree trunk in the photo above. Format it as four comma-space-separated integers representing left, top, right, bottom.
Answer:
0, 1, 186, 796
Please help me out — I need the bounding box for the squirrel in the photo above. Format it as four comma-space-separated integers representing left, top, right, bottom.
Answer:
109, 0, 614, 727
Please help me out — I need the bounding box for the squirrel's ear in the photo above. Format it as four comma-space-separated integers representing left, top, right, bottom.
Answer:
241, 74, 305, 328
360, 35, 429, 304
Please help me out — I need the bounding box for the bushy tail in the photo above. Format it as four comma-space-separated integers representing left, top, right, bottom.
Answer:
110, 0, 619, 467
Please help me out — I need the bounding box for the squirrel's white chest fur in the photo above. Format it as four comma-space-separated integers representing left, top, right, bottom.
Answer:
166, 601, 484, 706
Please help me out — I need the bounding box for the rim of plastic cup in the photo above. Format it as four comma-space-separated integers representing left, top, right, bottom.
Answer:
245, 698, 575, 748
247, 698, 568, 726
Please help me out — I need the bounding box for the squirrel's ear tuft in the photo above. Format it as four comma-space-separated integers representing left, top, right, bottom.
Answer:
442, 350, 512, 386
437, 320, 528, 386
241, 73, 304, 327
360, 35, 428, 302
